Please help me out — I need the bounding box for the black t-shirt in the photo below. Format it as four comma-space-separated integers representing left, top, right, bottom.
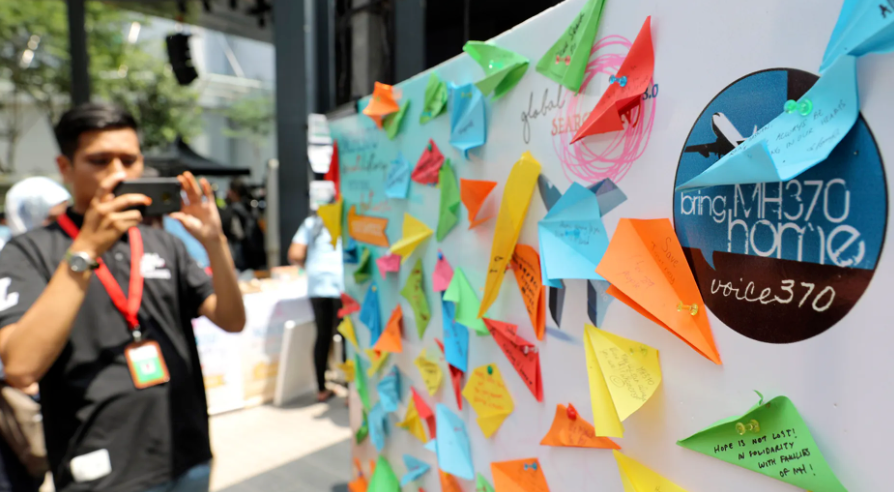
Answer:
0, 210, 214, 492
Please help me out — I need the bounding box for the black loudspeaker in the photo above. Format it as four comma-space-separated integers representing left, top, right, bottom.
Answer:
165, 33, 199, 86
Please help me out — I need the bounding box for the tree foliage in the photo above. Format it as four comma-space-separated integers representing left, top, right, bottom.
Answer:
222, 93, 273, 163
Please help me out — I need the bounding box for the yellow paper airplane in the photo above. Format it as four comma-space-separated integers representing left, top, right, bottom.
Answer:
389, 213, 434, 264
339, 360, 356, 382
397, 396, 428, 443
478, 152, 541, 317
364, 348, 390, 377
317, 197, 343, 248
414, 349, 443, 396
461, 364, 514, 438
337, 316, 359, 350
614, 450, 689, 492
584, 325, 661, 438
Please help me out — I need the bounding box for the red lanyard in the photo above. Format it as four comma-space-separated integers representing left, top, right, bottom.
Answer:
57, 214, 144, 332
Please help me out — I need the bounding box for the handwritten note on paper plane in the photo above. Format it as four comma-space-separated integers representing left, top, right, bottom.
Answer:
362, 82, 400, 128
348, 205, 389, 247
540, 403, 619, 449
400, 455, 431, 486
369, 402, 389, 453
448, 83, 487, 158
414, 349, 443, 396
337, 316, 359, 351
460, 179, 497, 229
596, 218, 722, 365
491, 458, 550, 492
421, 72, 448, 124
437, 160, 461, 241
397, 395, 427, 443
571, 17, 654, 143
376, 253, 401, 280
511, 245, 546, 341
613, 451, 689, 492
413, 139, 445, 185
400, 258, 431, 338
317, 197, 342, 248
359, 283, 382, 346
444, 268, 488, 336
433, 250, 454, 292
389, 213, 433, 264
441, 294, 469, 373
373, 305, 403, 354
383, 100, 410, 140
476, 474, 495, 492
479, 152, 542, 318
676, 55, 859, 190
462, 364, 514, 438
677, 393, 847, 492
354, 353, 370, 411
821, 0, 894, 72
583, 325, 661, 438
353, 247, 372, 284
536, 0, 606, 92
385, 153, 411, 199
368, 455, 399, 491
484, 319, 543, 402
434, 404, 475, 480
411, 387, 436, 439
463, 41, 529, 99
377, 365, 402, 412
538, 182, 610, 285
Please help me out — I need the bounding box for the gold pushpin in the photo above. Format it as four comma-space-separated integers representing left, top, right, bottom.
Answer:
677, 301, 698, 316
735, 419, 760, 435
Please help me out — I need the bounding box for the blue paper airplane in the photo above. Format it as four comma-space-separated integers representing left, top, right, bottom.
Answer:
359, 283, 382, 346
448, 82, 487, 158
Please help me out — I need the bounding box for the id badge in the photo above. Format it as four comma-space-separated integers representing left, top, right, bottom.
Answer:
124, 340, 170, 389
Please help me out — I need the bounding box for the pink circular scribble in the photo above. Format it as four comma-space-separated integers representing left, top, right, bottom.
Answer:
553, 35, 657, 184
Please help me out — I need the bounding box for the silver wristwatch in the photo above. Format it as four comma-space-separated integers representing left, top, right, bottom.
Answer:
64, 251, 99, 272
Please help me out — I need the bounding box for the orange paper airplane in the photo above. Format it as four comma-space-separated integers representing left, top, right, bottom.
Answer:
373, 305, 403, 353
510, 245, 546, 340
338, 292, 360, 317
362, 82, 400, 128
571, 17, 654, 143
596, 218, 721, 364
491, 458, 550, 492
348, 458, 368, 492
460, 179, 497, 228
439, 470, 462, 492
348, 205, 390, 247
540, 404, 620, 449
411, 387, 436, 439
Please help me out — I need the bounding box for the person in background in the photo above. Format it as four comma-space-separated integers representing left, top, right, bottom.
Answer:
0, 103, 246, 492
288, 190, 344, 402
5, 177, 71, 238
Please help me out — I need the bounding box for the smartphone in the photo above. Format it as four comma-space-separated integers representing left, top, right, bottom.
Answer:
113, 178, 182, 216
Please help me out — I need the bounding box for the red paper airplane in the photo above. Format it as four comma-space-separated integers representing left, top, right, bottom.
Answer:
485, 318, 543, 401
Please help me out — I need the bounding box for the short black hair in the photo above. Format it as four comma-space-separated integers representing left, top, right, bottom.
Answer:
229, 178, 250, 199
54, 102, 139, 159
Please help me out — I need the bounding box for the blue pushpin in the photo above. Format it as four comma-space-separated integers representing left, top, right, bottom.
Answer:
437, 251, 444, 260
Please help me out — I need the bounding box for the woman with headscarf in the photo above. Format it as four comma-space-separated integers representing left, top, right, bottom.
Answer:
0, 176, 69, 491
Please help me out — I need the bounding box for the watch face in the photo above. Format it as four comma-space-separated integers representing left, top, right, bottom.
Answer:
69, 254, 89, 272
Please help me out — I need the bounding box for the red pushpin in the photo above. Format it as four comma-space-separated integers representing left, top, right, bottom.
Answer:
567, 404, 578, 421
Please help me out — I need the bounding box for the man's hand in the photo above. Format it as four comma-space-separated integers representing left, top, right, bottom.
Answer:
70, 172, 151, 258
170, 171, 226, 247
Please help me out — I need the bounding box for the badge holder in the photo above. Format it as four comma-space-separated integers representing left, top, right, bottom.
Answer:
124, 328, 170, 389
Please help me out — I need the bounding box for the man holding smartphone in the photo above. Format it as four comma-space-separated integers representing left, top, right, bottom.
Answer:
0, 103, 246, 492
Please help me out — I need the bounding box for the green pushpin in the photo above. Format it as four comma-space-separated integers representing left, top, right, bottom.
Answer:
487, 365, 493, 375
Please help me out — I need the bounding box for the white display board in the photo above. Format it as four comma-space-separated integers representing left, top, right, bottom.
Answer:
331, 0, 893, 490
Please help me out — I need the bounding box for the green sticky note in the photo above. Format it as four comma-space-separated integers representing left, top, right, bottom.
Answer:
400, 258, 431, 338
677, 393, 847, 492
436, 159, 460, 241
355, 410, 369, 444
463, 41, 529, 99
420, 73, 448, 124
443, 267, 488, 336
368, 455, 400, 491
535, 0, 606, 93
383, 100, 410, 140
354, 353, 370, 411
476, 473, 495, 492
353, 247, 372, 284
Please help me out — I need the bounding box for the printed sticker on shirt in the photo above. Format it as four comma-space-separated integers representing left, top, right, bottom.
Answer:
125, 340, 170, 389
0, 278, 19, 311
141, 253, 172, 279
70, 448, 112, 483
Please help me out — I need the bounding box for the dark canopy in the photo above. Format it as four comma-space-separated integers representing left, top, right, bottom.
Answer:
145, 137, 251, 177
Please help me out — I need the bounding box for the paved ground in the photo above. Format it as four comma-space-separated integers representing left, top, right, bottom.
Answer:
209, 391, 352, 492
